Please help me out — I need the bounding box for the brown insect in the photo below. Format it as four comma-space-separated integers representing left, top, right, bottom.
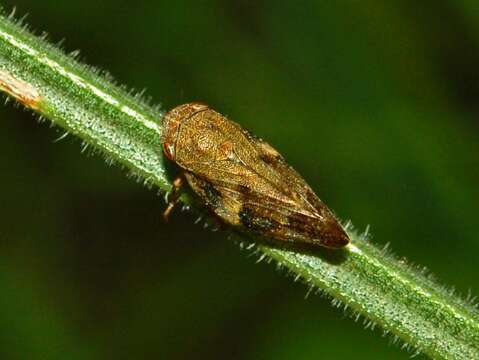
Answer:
161, 102, 350, 249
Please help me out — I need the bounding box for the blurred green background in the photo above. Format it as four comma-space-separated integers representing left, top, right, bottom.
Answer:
1, 1, 478, 359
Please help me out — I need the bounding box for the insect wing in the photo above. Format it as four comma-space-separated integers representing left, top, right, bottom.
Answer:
176, 109, 349, 248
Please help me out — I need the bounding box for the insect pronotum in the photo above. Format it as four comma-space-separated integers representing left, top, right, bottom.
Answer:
162, 103, 350, 249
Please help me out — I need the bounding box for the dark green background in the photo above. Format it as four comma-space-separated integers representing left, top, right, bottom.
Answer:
1, 1, 478, 359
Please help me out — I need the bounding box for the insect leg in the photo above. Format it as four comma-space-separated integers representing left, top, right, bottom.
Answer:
163, 175, 184, 221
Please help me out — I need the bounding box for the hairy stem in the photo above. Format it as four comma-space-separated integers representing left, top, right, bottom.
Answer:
0, 10, 477, 360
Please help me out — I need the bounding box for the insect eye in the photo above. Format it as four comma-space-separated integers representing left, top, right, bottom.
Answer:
163, 142, 175, 160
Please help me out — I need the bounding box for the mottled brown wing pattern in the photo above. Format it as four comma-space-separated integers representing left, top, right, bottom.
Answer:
163, 103, 349, 249
185, 174, 347, 248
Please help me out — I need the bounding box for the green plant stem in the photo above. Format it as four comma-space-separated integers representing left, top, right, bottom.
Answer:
0, 11, 477, 360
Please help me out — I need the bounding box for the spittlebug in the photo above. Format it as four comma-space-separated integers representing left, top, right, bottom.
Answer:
162, 103, 350, 249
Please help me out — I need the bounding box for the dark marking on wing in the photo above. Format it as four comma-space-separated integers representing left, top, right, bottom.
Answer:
184, 172, 222, 209
238, 206, 254, 229
202, 181, 222, 208
239, 206, 277, 232
221, 183, 348, 248
258, 152, 281, 167
235, 184, 251, 196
